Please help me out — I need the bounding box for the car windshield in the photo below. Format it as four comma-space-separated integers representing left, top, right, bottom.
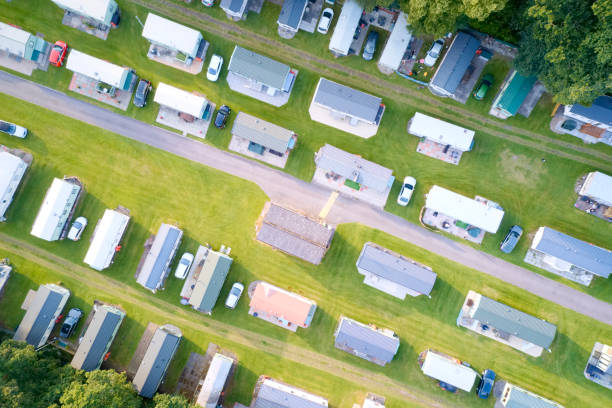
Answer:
53, 45, 63, 52
404, 184, 413, 190
231, 287, 241, 295
0, 122, 15, 133
180, 258, 190, 265
208, 67, 217, 75
72, 222, 82, 229
324, 11, 332, 18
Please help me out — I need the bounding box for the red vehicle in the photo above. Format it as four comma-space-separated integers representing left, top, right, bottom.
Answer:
48, 41, 67, 67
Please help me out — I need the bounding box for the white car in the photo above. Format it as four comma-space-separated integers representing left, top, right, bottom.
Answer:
424, 39, 444, 67
317, 8, 334, 34
206, 54, 223, 82
0, 120, 28, 138
174, 252, 194, 279
397, 176, 416, 206
225, 282, 244, 309
67, 217, 87, 241
201, 0, 214, 6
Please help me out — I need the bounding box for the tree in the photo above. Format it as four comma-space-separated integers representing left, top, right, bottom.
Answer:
406, 0, 508, 36
515, 0, 612, 104
152, 393, 196, 408
59, 370, 141, 408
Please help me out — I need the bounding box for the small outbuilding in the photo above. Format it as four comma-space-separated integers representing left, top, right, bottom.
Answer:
490, 70, 538, 119
70, 304, 125, 371
31, 177, 82, 241
251, 377, 329, 408
419, 349, 477, 392
256, 202, 334, 265
429, 32, 480, 98
195, 353, 234, 408
356, 242, 436, 299
66, 49, 134, 91
334, 316, 400, 366
377, 12, 412, 74
188, 250, 233, 314
328, 0, 363, 57
0, 22, 47, 62
13, 284, 70, 348
84, 207, 130, 271
497, 382, 564, 408
0, 150, 28, 221
132, 324, 182, 398
309, 78, 385, 138
136, 223, 183, 293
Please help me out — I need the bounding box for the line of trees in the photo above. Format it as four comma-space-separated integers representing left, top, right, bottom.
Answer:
0, 339, 195, 408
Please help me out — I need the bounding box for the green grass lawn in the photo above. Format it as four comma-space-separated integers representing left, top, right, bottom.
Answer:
1, 94, 612, 407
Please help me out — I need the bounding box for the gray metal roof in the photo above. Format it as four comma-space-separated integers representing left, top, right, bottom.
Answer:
314, 144, 394, 193
228, 46, 291, 90
13, 285, 68, 348
137, 224, 183, 291
334, 317, 399, 364
357, 243, 436, 296
430, 32, 480, 94
133, 324, 182, 398
254, 379, 328, 408
505, 384, 563, 408
71, 306, 125, 371
189, 251, 233, 313
232, 112, 294, 152
278, 0, 308, 30
569, 96, 612, 126
472, 295, 557, 349
533, 227, 612, 278
313, 78, 383, 123
220, 0, 247, 13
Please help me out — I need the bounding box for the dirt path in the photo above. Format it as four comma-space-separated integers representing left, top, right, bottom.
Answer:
0, 233, 448, 408
128, 0, 612, 172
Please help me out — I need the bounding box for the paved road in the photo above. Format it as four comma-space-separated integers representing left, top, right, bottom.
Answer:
1, 70, 611, 327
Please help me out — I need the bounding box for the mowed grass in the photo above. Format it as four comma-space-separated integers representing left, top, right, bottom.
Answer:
1, 95, 612, 407
1, 2, 611, 297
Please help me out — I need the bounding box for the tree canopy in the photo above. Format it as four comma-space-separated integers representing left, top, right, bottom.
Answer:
59, 370, 141, 408
152, 393, 197, 408
513, 0, 611, 104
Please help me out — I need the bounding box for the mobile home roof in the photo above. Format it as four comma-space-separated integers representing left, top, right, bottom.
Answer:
0, 151, 27, 217
136, 224, 183, 291
378, 13, 412, 71
154, 82, 208, 118
188, 251, 233, 313
228, 46, 291, 90
52, 0, 117, 25
328, 0, 363, 56
335, 317, 399, 363
430, 32, 480, 95
142, 13, 203, 57
579, 171, 612, 207
313, 78, 383, 123
66, 50, 128, 88
407, 112, 475, 151
196, 353, 233, 408
84, 209, 130, 271
0, 22, 31, 57
421, 351, 477, 392
425, 185, 504, 233
255, 378, 329, 408
31, 178, 81, 241
278, 0, 308, 31
232, 112, 294, 152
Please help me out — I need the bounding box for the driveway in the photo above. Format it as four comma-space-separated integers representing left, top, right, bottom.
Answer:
1, 70, 611, 326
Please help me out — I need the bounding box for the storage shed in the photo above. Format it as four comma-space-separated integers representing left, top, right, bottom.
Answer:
0, 151, 28, 221
328, 0, 363, 56
377, 13, 412, 74
579, 171, 612, 207
84, 208, 130, 271
31, 177, 81, 241
334, 316, 400, 366
136, 224, 183, 293
407, 112, 475, 152
195, 353, 234, 408
188, 250, 233, 314
154, 83, 210, 119
0, 22, 47, 62
66, 50, 133, 90
142, 13, 204, 60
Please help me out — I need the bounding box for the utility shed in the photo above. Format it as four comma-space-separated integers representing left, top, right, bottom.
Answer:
378, 13, 412, 73
425, 185, 504, 234
188, 251, 233, 314
334, 316, 400, 366
579, 171, 612, 206
498, 383, 564, 408
13, 284, 70, 348
136, 224, 183, 293
491, 70, 537, 118
356, 242, 436, 298
52, 0, 119, 27
407, 112, 475, 152
70, 305, 125, 371
142, 13, 203, 59
328, 0, 363, 56
0, 151, 28, 220
530, 227, 612, 279
0, 22, 47, 61
154, 82, 209, 118
232, 112, 295, 153
277, 0, 308, 32
66, 50, 132, 90
253, 377, 329, 408
84, 208, 130, 271
420, 350, 477, 392
31, 177, 81, 241
195, 353, 234, 408
133, 324, 182, 398
256, 203, 334, 265
429, 32, 480, 97
228, 46, 293, 92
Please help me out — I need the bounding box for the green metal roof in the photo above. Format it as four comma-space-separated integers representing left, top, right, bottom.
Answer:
189, 251, 232, 313
472, 295, 557, 349
494, 71, 536, 116
228, 46, 291, 90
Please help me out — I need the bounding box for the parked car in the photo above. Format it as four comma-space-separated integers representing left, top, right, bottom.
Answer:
397, 176, 416, 206
424, 39, 444, 67
225, 282, 244, 309
473, 74, 494, 100
201, 0, 214, 6
67, 217, 87, 241
48, 41, 67, 67
500, 225, 523, 253
476, 369, 496, 399
0, 120, 27, 138
133, 79, 152, 108
174, 252, 194, 279
59, 308, 83, 338
206, 54, 224, 82
214, 105, 231, 129
324, 0, 334, 4
362, 31, 379, 61
317, 8, 334, 34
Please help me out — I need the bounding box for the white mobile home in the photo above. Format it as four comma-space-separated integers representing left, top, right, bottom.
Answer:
328, 0, 363, 56
31, 178, 81, 241
0, 151, 28, 221
0, 22, 47, 62
579, 171, 612, 206
377, 13, 412, 74
407, 112, 475, 152
52, 0, 120, 29
66, 50, 133, 90
84, 208, 130, 271
153, 83, 210, 119
195, 353, 234, 408
420, 349, 477, 392
142, 13, 204, 60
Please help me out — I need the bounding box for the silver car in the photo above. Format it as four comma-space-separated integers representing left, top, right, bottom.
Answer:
424, 39, 444, 67
225, 282, 244, 309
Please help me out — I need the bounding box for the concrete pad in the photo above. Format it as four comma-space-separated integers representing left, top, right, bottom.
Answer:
0, 51, 35, 76
308, 102, 380, 138
156, 105, 214, 139
421, 208, 485, 244
68, 73, 134, 111
312, 167, 389, 207
147, 44, 205, 75
299, 0, 323, 33
61, 11, 110, 40
228, 134, 290, 168
416, 139, 463, 165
